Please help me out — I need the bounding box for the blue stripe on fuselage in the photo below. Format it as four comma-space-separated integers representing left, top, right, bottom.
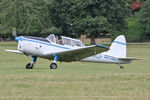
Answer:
20, 36, 70, 50
93, 54, 117, 61
104, 55, 117, 61
113, 41, 126, 46
93, 54, 103, 59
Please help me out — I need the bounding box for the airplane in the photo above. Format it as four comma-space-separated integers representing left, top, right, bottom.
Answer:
5, 33, 109, 69
5, 32, 139, 69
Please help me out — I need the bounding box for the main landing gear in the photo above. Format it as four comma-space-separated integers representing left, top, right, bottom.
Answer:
25, 54, 58, 69
26, 56, 37, 69
50, 54, 58, 69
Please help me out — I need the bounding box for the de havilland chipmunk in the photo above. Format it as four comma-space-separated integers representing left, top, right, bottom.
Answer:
5, 31, 139, 69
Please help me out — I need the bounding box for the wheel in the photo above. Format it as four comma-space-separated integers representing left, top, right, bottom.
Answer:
120, 66, 124, 69
26, 63, 33, 69
50, 63, 57, 69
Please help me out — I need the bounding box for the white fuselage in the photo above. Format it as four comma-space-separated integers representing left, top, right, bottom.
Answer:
18, 36, 79, 59
17, 36, 130, 64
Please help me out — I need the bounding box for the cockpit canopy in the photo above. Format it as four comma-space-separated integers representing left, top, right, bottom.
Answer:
61, 36, 85, 47
46, 34, 85, 47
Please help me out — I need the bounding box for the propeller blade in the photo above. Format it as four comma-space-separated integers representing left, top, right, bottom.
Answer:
12, 28, 17, 37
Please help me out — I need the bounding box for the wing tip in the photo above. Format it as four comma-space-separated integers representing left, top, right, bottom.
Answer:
5, 49, 23, 54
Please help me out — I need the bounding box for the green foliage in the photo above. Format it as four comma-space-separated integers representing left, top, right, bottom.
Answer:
51, 0, 129, 44
125, 18, 143, 41
74, 16, 110, 36
0, 0, 53, 36
138, 0, 150, 36
123, 0, 132, 7
41, 26, 62, 37
111, 0, 150, 42
111, 17, 143, 42
0, 0, 130, 40
117, 0, 150, 42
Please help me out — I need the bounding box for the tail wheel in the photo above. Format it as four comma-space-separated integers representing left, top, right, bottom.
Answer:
120, 66, 124, 69
26, 63, 33, 69
50, 63, 57, 69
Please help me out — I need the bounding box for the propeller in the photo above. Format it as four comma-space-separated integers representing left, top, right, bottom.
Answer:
12, 28, 17, 37
12, 28, 20, 42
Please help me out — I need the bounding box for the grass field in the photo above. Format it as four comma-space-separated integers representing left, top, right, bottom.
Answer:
0, 42, 150, 100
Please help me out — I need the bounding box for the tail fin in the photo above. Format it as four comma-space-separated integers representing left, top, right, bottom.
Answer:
104, 35, 126, 58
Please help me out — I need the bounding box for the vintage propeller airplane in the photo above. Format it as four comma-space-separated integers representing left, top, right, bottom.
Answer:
5, 30, 109, 69
5, 30, 139, 69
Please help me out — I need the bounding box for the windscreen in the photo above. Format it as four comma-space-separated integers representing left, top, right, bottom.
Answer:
46, 34, 56, 43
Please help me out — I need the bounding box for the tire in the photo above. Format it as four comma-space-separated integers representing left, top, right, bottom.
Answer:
50, 63, 57, 69
26, 63, 33, 69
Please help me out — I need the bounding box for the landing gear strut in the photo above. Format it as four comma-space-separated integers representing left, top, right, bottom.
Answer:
26, 56, 37, 69
50, 54, 58, 69
25, 55, 59, 69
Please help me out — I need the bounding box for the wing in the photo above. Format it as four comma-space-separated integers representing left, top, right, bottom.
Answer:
5, 49, 23, 54
44, 45, 109, 62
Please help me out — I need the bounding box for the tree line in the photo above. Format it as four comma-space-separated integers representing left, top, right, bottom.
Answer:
0, 0, 149, 43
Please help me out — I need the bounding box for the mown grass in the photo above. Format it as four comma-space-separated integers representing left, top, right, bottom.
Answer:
0, 42, 150, 100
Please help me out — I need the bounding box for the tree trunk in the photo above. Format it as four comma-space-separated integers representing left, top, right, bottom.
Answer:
90, 34, 96, 45
0, 36, 4, 41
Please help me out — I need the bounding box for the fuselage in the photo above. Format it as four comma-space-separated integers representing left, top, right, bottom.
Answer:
81, 54, 131, 64
16, 36, 80, 59
16, 36, 130, 64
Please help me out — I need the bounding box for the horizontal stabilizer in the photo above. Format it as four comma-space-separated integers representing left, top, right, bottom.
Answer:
118, 57, 141, 61
5, 49, 23, 54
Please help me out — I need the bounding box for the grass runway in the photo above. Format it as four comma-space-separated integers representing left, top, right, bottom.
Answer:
0, 42, 150, 100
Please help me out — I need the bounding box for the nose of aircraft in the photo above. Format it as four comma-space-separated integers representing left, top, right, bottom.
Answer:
15, 36, 21, 42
